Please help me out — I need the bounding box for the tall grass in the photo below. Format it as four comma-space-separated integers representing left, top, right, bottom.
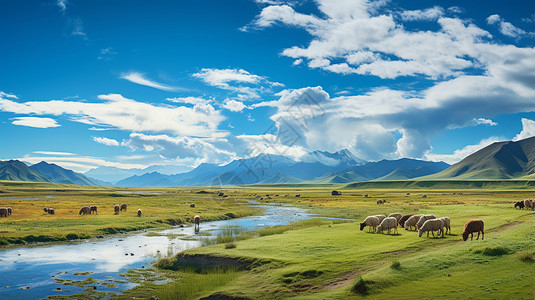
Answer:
159, 268, 238, 300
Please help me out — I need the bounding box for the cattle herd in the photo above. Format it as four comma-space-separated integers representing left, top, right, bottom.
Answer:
0, 203, 144, 218
360, 212, 484, 241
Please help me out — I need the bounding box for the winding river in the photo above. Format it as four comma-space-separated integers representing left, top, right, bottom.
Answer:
0, 201, 335, 298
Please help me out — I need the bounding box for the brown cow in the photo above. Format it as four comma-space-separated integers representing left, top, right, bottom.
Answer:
79, 206, 91, 215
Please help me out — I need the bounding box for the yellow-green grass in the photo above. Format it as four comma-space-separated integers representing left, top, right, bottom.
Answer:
0, 182, 259, 245
145, 188, 534, 299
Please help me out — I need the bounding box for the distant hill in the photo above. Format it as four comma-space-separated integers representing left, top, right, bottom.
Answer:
422, 136, 535, 179
312, 158, 450, 183
0, 160, 51, 182
30, 161, 103, 186
115, 171, 177, 187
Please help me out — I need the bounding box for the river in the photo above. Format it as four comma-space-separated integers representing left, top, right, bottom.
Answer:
0, 201, 336, 298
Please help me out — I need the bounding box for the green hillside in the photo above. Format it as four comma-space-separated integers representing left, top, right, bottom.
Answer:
0, 160, 50, 182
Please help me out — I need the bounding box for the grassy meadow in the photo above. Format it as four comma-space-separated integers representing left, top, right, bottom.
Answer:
0, 180, 258, 245
120, 184, 535, 300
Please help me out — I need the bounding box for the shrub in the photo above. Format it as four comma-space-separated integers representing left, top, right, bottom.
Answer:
225, 242, 237, 249
517, 251, 534, 262
390, 260, 401, 270
474, 246, 510, 256
351, 277, 369, 295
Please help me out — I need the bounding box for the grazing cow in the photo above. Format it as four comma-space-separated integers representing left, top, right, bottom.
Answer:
194, 215, 200, 231
137, 209, 142, 217
0, 207, 8, 217
114, 205, 120, 214
120, 203, 127, 212
90, 206, 98, 214
79, 206, 91, 215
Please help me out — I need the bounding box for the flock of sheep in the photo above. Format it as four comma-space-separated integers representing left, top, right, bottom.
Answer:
77, 203, 142, 217
360, 212, 484, 241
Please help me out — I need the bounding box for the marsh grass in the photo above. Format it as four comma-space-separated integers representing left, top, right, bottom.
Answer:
159, 268, 239, 300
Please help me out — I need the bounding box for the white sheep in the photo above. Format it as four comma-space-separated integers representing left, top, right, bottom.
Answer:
360, 216, 380, 232
387, 212, 402, 222
416, 214, 436, 231
376, 217, 398, 234
374, 214, 387, 223
438, 217, 451, 235
418, 219, 444, 238
404, 214, 422, 231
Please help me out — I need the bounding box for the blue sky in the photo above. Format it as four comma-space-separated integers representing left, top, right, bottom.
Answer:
0, 0, 534, 173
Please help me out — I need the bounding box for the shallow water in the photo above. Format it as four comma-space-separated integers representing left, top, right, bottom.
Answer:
0, 201, 334, 299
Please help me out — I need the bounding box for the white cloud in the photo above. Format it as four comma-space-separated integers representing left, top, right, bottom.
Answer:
93, 137, 120, 146
120, 72, 182, 92
12, 117, 60, 128
166, 96, 211, 105
57, 0, 68, 13
400, 6, 444, 21
18, 155, 148, 173
513, 118, 535, 141
0, 93, 227, 137
223, 99, 247, 112
487, 14, 527, 38
33, 151, 75, 156
425, 137, 504, 164
0, 91, 17, 99
192, 68, 283, 99
473, 118, 498, 126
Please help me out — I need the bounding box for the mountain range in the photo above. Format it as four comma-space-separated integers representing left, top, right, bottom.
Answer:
2, 136, 534, 187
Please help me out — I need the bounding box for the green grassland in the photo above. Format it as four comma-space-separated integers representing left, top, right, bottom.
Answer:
0, 181, 258, 245
120, 185, 535, 300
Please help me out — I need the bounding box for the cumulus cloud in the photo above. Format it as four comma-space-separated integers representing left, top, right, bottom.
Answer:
223, 99, 247, 112
513, 118, 535, 141
12, 117, 60, 128
0, 91, 17, 99
399, 6, 444, 21
120, 72, 183, 91
192, 68, 283, 99
166, 96, 212, 106
0, 93, 227, 137
93, 137, 120, 146
486, 14, 527, 38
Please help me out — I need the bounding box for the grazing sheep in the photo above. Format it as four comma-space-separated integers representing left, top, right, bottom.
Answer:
114, 205, 120, 214
332, 190, 341, 196
418, 219, 444, 238
120, 203, 127, 212
422, 195, 427, 198
360, 216, 380, 232
190, 203, 195, 208
90, 206, 98, 214
218, 192, 224, 197
462, 219, 484, 241
398, 214, 414, 228
514, 201, 525, 209
48, 208, 55, 215
388, 212, 402, 222
404, 214, 422, 231
295, 194, 300, 197
374, 214, 387, 223
43, 207, 48, 213
79, 206, 91, 215
7, 207, 12, 216
137, 209, 142, 217
438, 217, 451, 235
416, 215, 436, 231
0, 207, 8, 217
523, 199, 534, 210
377, 217, 398, 234
194, 215, 200, 231
364, 194, 368, 198
376, 199, 383, 205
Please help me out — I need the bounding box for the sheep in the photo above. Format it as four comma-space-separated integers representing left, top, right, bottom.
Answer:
438, 217, 451, 235
360, 216, 380, 232
194, 215, 200, 231
398, 214, 414, 228
523, 199, 534, 210
462, 219, 484, 241
332, 190, 341, 196
7, 207, 12, 216
114, 205, 120, 214
374, 214, 387, 223
376, 217, 398, 234
137, 209, 142, 217
404, 214, 422, 231
418, 219, 444, 238
416, 214, 436, 231
79, 206, 91, 215
90, 206, 98, 214
388, 212, 402, 222
514, 201, 525, 209
422, 195, 427, 198
120, 203, 127, 211
295, 194, 300, 197
190, 203, 195, 208
376, 199, 383, 205
0, 207, 7, 217
48, 208, 55, 215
